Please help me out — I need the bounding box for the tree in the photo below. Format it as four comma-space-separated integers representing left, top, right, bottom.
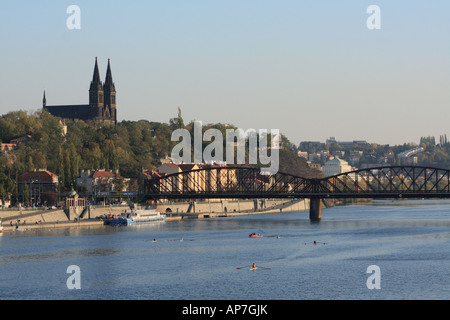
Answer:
0, 172, 15, 204
420, 136, 436, 152
22, 182, 29, 205
104, 139, 119, 171
114, 175, 125, 192
63, 150, 72, 189
169, 107, 185, 130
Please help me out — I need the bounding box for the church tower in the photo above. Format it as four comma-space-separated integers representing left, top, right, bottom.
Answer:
43, 57, 117, 125
103, 59, 117, 126
89, 57, 104, 120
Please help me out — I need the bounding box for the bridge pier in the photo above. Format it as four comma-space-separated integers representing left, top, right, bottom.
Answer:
309, 198, 322, 221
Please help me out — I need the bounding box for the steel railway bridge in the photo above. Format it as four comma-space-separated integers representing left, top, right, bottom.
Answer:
143, 166, 450, 220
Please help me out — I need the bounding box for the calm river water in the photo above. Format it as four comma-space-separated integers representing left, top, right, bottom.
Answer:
0, 199, 449, 300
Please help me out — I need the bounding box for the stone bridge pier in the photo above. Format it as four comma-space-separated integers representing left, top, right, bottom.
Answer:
309, 198, 322, 221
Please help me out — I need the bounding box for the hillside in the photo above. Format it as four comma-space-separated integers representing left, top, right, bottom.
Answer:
0, 109, 319, 201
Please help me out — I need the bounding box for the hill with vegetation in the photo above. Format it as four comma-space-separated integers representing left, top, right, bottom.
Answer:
0, 109, 321, 204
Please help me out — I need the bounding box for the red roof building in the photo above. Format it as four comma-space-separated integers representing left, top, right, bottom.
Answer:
76, 169, 127, 197
18, 170, 59, 184
91, 170, 116, 178
18, 169, 59, 205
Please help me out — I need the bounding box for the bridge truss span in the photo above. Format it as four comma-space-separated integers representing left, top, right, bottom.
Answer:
318, 166, 450, 198
143, 165, 450, 200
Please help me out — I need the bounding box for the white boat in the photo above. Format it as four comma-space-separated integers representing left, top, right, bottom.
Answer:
107, 209, 166, 226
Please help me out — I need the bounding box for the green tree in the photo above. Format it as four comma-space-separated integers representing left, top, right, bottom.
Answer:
63, 150, 72, 189
22, 183, 29, 205
169, 107, 185, 130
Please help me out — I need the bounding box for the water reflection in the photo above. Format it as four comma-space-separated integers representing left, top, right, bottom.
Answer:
0, 247, 123, 266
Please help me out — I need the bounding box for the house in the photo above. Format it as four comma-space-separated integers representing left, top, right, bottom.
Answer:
76, 169, 128, 196
297, 151, 308, 160
153, 163, 200, 193
10, 135, 32, 145
18, 169, 59, 205
0, 143, 17, 153
307, 162, 322, 172
144, 163, 235, 195
1, 135, 32, 153
159, 153, 171, 165
349, 150, 364, 165
156, 163, 199, 175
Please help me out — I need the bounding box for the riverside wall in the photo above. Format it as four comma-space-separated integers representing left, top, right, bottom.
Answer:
155, 199, 310, 217
0, 199, 313, 232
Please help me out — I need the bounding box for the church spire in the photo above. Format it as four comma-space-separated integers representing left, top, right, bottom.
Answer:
89, 57, 104, 120
103, 58, 117, 126
103, 58, 115, 91
42, 90, 46, 107
89, 57, 102, 90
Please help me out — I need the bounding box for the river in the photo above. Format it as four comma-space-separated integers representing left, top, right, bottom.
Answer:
0, 199, 449, 300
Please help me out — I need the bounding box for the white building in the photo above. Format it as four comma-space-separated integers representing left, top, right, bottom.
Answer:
77, 169, 127, 195
322, 158, 353, 177
297, 151, 308, 160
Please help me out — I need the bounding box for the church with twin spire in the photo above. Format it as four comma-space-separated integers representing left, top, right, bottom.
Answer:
43, 57, 117, 126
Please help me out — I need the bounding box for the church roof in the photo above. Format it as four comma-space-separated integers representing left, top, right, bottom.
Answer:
44, 104, 91, 121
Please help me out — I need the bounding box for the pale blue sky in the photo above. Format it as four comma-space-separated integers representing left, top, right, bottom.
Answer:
1, 1, 450, 145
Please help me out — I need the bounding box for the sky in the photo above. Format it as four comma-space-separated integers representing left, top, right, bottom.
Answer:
1, 0, 450, 146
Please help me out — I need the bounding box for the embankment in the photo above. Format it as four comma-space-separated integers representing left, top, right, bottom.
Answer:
0, 198, 319, 232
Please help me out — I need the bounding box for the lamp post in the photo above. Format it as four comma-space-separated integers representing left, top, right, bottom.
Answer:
29, 179, 37, 207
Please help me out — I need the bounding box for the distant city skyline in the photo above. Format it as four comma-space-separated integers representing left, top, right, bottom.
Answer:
1, 1, 450, 146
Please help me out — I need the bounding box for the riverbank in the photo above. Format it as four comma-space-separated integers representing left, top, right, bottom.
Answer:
0, 199, 314, 233
0, 216, 186, 233
1, 219, 104, 232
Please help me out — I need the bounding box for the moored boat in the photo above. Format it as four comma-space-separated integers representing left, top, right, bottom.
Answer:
106, 209, 166, 226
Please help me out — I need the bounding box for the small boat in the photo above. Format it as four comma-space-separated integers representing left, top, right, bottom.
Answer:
249, 233, 261, 238
106, 209, 166, 226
